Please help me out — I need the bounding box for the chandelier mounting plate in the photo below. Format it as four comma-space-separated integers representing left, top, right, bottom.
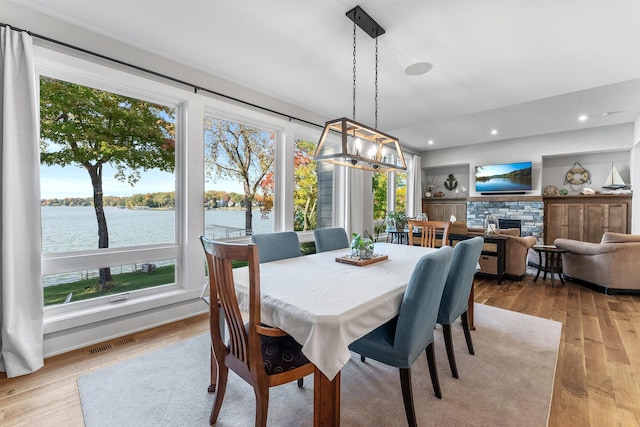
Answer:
346, 6, 385, 39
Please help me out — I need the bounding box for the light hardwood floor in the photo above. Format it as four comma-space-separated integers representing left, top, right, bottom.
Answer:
1, 275, 639, 426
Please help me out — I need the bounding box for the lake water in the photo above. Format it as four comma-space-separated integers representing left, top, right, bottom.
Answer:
41, 206, 273, 285
41, 206, 273, 253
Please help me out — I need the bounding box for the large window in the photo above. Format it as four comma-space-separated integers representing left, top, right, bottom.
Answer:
39, 75, 178, 306
203, 116, 275, 237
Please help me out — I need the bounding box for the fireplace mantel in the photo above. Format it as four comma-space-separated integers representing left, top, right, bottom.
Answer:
467, 195, 542, 203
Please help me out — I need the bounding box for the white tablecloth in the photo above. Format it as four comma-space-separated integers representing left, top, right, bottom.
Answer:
233, 242, 435, 380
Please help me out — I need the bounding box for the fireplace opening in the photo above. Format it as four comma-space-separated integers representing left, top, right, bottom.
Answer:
498, 218, 522, 236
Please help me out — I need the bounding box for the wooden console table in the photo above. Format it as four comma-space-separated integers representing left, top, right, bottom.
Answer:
449, 233, 507, 286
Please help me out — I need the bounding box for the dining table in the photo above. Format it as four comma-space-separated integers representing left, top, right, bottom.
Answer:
232, 242, 438, 426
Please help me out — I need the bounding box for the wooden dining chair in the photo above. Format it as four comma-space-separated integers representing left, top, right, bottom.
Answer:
199, 235, 314, 426
349, 246, 454, 427
437, 236, 484, 378
408, 220, 451, 248
313, 227, 350, 253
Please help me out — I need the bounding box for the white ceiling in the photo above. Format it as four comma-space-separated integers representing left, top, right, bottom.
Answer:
9, 0, 640, 151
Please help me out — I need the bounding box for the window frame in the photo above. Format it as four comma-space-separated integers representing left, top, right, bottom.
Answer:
36, 46, 193, 332
32, 45, 337, 343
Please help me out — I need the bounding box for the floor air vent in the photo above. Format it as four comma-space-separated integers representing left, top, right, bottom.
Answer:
87, 337, 137, 355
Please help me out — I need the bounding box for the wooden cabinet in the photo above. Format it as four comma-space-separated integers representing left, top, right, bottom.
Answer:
422, 199, 467, 222
544, 202, 584, 244
543, 195, 631, 244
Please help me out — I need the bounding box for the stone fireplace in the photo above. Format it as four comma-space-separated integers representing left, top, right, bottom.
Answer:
466, 196, 543, 240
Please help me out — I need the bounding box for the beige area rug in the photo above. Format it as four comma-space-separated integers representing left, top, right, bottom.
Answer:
78, 304, 561, 426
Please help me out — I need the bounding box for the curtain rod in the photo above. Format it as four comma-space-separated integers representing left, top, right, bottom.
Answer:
1, 22, 323, 129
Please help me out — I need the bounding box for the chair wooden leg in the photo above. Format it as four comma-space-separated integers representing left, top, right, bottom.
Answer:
461, 311, 475, 355
210, 364, 228, 425
254, 383, 270, 427
399, 368, 417, 427
425, 342, 442, 399
442, 324, 458, 379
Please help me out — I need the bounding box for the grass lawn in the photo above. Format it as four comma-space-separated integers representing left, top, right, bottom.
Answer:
44, 265, 176, 306
44, 244, 315, 306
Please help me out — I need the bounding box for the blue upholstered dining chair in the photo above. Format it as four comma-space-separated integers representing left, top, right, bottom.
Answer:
250, 231, 305, 387
348, 246, 454, 427
313, 227, 350, 253
250, 231, 302, 263
437, 236, 484, 379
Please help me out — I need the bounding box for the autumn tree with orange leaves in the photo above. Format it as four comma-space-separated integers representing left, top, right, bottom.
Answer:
293, 139, 317, 231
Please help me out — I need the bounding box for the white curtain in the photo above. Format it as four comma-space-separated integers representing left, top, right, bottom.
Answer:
0, 26, 44, 377
406, 153, 422, 217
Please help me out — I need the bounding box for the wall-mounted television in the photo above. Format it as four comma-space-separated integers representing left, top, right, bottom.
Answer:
475, 161, 532, 193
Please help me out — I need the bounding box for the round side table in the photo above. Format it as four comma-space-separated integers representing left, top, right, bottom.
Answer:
532, 245, 568, 288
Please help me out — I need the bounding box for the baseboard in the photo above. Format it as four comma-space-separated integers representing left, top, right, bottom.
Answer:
43, 298, 207, 358
562, 275, 640, 296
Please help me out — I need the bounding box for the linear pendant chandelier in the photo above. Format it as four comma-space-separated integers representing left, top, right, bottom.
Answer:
314, 6, 407, 173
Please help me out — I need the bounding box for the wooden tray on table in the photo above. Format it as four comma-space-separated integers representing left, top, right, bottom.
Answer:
335, 254, 389, 266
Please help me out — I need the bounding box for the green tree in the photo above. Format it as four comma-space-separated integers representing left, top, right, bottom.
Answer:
395, 172, 407, 214
204, 118, 274, 234
372, 171, 388, 220
293, 139, 317, 231
39, 76, 175, 290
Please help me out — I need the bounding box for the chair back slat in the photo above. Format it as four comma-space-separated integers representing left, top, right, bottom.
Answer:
408, 220, 451, 248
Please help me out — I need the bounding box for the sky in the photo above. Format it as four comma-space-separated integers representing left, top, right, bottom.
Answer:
40, 164, 243, 199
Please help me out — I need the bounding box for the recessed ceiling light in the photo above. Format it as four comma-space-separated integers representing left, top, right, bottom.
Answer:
428, 139, 434, 145
404, 62, 433, 76
578, 115, 588, 122
491, 129, 498, 135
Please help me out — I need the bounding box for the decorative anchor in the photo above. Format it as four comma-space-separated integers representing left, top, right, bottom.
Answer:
444, 174, 458, 191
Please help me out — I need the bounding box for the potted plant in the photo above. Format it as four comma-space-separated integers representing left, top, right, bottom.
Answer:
388, 211, 408, 231
351, 233, 374, 259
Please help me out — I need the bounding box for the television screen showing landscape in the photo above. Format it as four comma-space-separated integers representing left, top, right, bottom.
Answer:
475, 161, 532, 192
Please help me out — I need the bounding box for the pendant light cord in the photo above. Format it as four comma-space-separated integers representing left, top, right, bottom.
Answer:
352, 21, 357, 122
375, 37, 379, 130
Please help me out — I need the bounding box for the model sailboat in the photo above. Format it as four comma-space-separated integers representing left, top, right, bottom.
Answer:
601, 164, 630, 190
